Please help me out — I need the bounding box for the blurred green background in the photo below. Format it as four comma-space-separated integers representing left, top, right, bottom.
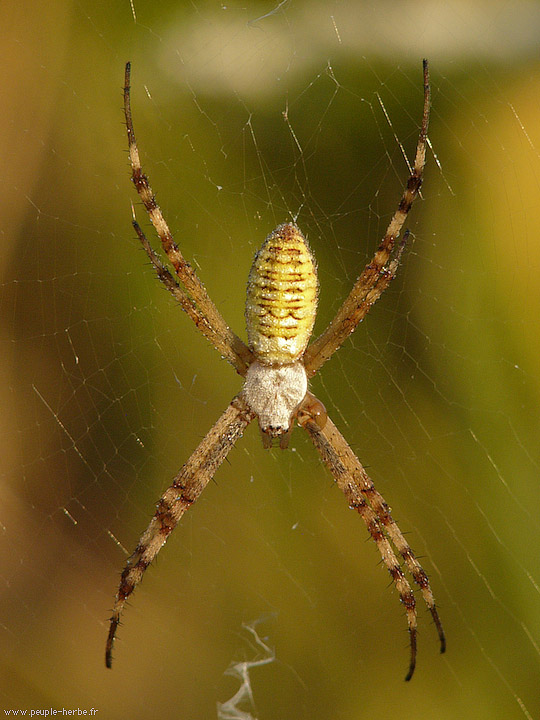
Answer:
2, 1, 540, 718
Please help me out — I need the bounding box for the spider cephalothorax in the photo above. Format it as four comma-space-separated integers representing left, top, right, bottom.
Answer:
106, 60, 445, 681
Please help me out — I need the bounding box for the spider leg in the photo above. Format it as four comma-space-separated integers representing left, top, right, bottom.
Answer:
123, 62, 253, 377
105, 395, 255, 668
304, 60, 430, 378
298, 391, 444, 681
347, 441, 446, 656
304, 230, 408, 375
132, 218, 252, 375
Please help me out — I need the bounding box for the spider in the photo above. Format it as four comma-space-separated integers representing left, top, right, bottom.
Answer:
106, 60, 445, 680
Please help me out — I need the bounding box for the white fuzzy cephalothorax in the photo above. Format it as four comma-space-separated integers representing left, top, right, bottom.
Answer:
242, 361, 307, 437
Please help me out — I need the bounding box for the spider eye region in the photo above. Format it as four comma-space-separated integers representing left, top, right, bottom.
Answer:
245, 222, 318, 365
243, 361, 307, 439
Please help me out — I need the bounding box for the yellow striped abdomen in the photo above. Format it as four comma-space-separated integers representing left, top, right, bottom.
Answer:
245, 223, 318, 365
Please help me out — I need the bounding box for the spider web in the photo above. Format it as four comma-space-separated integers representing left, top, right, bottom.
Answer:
3, 1, 540, 718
